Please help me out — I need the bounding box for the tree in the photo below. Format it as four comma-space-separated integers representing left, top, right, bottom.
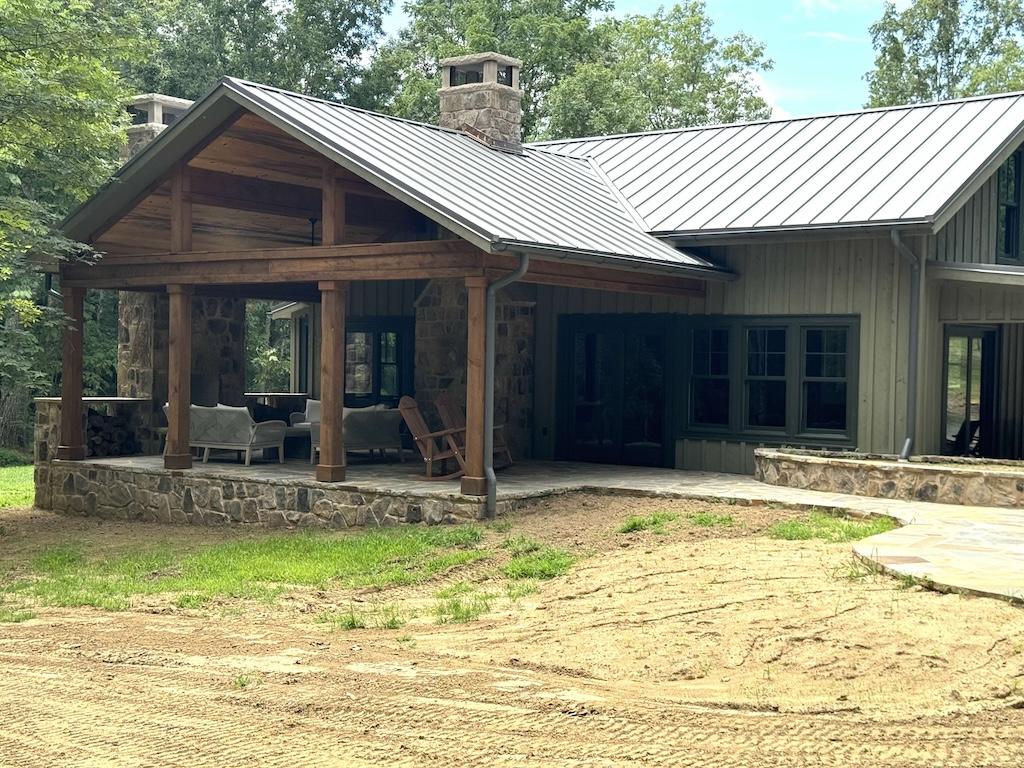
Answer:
866, 0, 1024, 107
544, 3, 773, 139
0, 0, 146, 448
125, 0, 390, 101
353, 0, 613, 139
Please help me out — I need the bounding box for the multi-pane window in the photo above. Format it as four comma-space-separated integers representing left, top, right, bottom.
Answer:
803, 328, 849, 431
998, 150, 1022, 263
745, 327, 787, 429
338, 319, 412, 406
380, 332, 400, 398
686, 317, 856, 443
345, 332, 375, 396
691, 328, 730, 426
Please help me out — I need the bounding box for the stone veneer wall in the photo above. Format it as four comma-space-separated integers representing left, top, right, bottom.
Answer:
438, 82, 523, 145
34, 399, 160, 462
117, 292, 246, 407
414, 279, 535, 458
755, 448, 1024, 508
35, 461, 487, 527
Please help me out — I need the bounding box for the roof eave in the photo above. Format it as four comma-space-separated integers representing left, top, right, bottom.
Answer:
658, 220, 934, 245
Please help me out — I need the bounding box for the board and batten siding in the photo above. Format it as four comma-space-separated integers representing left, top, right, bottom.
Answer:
935, 174, 998, 264
292, 280, 423, 399
532, 236, 916, 473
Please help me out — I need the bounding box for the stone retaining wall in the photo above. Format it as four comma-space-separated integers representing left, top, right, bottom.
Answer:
36, 461, 488, 528
755, 448, 1024, 508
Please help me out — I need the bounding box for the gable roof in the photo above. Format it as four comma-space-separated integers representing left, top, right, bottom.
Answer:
64, 78, 726, 279
533, 92, 1024, 238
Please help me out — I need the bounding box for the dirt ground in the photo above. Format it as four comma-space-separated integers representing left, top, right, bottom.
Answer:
2, 496, 1024, 767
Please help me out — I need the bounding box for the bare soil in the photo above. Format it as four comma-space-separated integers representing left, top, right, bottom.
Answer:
1, 497, 1024, 767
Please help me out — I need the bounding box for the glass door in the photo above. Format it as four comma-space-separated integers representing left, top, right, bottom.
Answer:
943, 327, 998, 456
560, 317, 670, 467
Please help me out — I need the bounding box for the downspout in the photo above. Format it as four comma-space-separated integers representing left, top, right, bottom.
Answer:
484, 251, 530, 517
891, 229, 922, 460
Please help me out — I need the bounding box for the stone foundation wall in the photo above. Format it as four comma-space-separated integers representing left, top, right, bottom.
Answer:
36, 462, 487, 527
755, 448, 1024, 508
414, 279, 535, 458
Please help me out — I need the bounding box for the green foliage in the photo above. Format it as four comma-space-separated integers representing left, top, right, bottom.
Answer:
0, 465, 34, 509
232, 673, 262, 690
688, 511, 734, 528
245, 301, 291, 392
866, 0, 1024, 106
500, 534, 543, 555
3, 524, 488, 611
617, 510, 678, 534
545, 3, 773, 138
502, 546, 574, 580
0, 448, 31, 467
766, 512, 897, 543
433, 590, 493, 624
125, 0, 389, 101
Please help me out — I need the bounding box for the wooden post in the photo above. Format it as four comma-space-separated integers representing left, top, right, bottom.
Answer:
56, 286, 86, 461
461, 276, 488, 496
170, 161, 192, 253
317, 280, 347, 482
165, 285, 193, 470
321, 163, 345, 246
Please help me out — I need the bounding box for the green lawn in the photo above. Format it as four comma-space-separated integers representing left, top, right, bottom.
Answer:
2, 524, 490, 612
766, 511, 896, 543
0, 465, 34, 509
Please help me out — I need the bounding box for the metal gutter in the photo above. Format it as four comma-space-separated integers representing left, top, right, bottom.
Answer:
892, 230, 923, 460
484, 252, 530, 516
927, 260, 1024, 286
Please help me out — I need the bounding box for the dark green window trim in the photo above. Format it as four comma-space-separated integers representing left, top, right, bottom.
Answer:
997, 148, 1023, 265
679, 315, 859, 445
344, 316, 415, 407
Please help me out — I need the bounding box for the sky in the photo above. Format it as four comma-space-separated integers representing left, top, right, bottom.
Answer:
382, 0, 904, 120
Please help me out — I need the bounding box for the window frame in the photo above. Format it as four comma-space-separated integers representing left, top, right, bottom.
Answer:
342, 317, 414, 407
689, 326, 732, 429
742, 325, 790, 435
681, 315, 858, 446
997, 148, 1024, 265
799, 325, 854, 436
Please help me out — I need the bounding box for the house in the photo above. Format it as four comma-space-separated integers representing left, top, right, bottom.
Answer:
36, 52, 1024, 523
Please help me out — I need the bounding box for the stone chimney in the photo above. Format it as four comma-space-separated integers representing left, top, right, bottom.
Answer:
123, 93, 194, 160
438, 52, 523, 150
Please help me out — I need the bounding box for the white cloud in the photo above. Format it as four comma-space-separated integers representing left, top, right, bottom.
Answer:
748, 72, 794, 119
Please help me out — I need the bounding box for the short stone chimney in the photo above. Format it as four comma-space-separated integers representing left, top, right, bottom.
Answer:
124, 94, 194, 160
438, 52, 523, 151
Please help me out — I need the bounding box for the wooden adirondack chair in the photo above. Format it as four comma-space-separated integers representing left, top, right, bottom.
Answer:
398, 396, 466, 480
434, 391, 513, 469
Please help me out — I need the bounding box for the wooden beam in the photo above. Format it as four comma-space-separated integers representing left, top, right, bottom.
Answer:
165, 285, 193, 470
56, 287, 86, 461
316, 281, 347, 482
321, 163, 346, 245
170, 162, 192, 253
461, 276, 488, 496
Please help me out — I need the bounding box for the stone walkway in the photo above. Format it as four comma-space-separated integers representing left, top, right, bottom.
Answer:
83, 456, 1024, 604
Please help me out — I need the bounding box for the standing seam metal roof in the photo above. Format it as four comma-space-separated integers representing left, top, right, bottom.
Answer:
532, 92, 1024, 235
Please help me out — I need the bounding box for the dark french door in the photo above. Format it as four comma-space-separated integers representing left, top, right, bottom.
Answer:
942, 326, 998, 456
558, 316, 671, 466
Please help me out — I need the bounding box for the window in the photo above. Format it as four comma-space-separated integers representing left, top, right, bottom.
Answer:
342, 318, 413, 406
998, 150, 1022, 263
691, 328, 730, 426
745, 327, 787, 429
296, 314, 310, 394
684, 317, 857, 444
802, 327, 849, 432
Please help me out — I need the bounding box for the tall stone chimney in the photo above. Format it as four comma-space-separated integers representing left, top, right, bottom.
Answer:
438, 52, 523, 150
123, 94, 194, 160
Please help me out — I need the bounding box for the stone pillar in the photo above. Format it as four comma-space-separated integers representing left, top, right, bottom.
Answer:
56, 287, 86, 461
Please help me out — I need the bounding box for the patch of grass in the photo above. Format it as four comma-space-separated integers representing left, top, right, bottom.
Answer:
500, 534, 542, 556
0, 465, 34, 509
373, 603, 406, 630
0, 607, 35, 623
688, 511, 734, 528
232, 673, 262, 690
433, 591, 493, 624
503, 547, 574, 580
435, 581, 475, 599
5, 524, 488, 612
488, 519, 513, 533
505, 580, 538, 601
317, 606, 366, 630
766, 512, 897, 543
617, 511, 678, 534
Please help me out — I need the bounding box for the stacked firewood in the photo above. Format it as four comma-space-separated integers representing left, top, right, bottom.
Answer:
86, 409, 139, 458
